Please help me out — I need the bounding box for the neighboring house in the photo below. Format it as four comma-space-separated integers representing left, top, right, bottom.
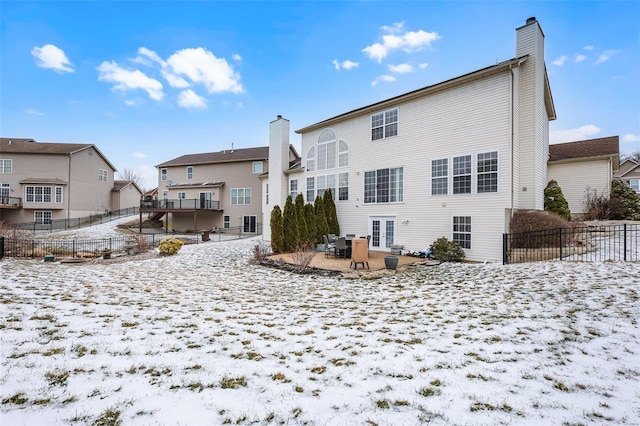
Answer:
111, 180, 143, 211
146, 146, 299, 233
614, 158, 640, 194
548, 136, 619, 217
0, 138, 120, 225
263, 17, 556, 262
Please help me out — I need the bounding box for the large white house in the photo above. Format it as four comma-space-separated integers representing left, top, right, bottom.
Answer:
263, 17, 556, 262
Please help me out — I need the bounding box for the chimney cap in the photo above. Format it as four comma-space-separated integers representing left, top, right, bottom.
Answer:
526, 17, 536, 24
277, 115, 282, 119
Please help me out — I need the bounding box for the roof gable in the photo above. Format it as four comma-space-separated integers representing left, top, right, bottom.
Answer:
549, 136, 619, 170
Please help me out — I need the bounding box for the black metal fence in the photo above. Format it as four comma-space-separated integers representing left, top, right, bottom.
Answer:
503, 223, 639, 264
11, 207, 139, 233
0, 224, 263, 259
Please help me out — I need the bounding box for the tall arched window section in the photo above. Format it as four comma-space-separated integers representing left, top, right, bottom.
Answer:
306, 128, 349, 172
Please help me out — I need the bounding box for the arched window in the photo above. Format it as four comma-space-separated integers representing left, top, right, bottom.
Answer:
306, 128, 348, 172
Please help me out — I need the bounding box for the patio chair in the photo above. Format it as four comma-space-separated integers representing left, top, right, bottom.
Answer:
327, 234, 337, 243
335, 237, 348, 259
323, 235, 336, 258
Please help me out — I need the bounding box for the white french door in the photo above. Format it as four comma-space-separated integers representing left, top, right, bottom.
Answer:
369, 216, 396, 251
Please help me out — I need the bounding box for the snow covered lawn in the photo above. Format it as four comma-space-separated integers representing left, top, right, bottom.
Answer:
1, 228, 639, 424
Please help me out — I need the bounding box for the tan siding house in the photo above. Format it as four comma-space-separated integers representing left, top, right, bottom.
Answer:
0, 138, 124, 225
111, 180, 143, 211
614, 159, 640, 194
548, 137, 619, 217
151, 146, 299, 233
264, 18, 556, 262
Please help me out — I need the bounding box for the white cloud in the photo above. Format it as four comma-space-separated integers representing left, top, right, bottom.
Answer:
132, 152, 146, 159
134, 47, 166, 67
24, 108, 44, 116
97, 61, 164, 101
124, 99, 138, 107
167, 47, 243, 94
370, 74, 396, 87
31, 44, 74, 73
622, 134, 640, 143
575, 54, 587, 63
232, 54, 242, 62
584, 45, 594, 51
177, 89, 207, 109
388, 63, 413, 74
419, 63, 429, 69
162, 71, 190, 88
595, 49, 620, 64
550, 124, 601, 144
332, 59, 359, 71
552, 55, 568, 66
363, 23, 440, 63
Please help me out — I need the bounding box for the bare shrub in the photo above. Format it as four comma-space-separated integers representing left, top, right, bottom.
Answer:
0, 222, 31, 239
252, 241, 272, 261
291, 244, 316, 273
131, 234, 153, 253
582, 188, 613, 220
509, 210, 576, 249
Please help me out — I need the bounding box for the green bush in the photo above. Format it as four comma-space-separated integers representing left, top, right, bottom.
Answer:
158, 238, 184, 255
270, 205, 284, 254
610, 178, 640, 220
295, 194, 309, 246
314, 196, 329, 244
544, 180, 571, 221
283, 195, 299, 252
429, 237, 465, 262
304, 203, 317, 246
323, 189, 340, 236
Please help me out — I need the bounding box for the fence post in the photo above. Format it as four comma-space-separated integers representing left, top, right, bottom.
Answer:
73, 240, 76, 259
502, 233, 508, 265
0, 236, 4, 259
559, 228, 563, 260
624, 223, 627, 262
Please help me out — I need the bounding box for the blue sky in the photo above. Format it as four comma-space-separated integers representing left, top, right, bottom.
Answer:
1, 1, 639, 190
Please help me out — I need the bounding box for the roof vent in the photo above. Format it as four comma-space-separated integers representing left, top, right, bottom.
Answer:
526, 17, 536, 24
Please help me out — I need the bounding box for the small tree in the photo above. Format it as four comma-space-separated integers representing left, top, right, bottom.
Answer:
270, 205, 284, 254
610, 178, 640, 220
323, 189, 340, 236
544, 180, 571, 221
314, 195, 329, 244
295, 194, 309, 247
283, 195, 299, 252
429, 237, 465, 262
304, 203, 317, 247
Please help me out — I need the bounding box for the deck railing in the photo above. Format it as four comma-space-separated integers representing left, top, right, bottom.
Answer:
140, 199, 220, 210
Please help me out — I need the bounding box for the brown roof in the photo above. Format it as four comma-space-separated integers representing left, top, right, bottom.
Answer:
19, 177, 68, 185
1, 137, 117, 171
549, 136, 619, 162
112, 180, 143, 193
157, 146, 269, 167
1, 138, 92, 154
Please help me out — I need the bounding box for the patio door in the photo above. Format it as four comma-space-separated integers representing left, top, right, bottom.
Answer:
369, 216, 396, 251
243, 215, 257, 233
199, 192, 212, 208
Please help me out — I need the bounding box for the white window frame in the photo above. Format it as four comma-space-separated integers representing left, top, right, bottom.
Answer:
1, 183, 10, 198
290, 179, 298, 199
431, 158, 448, 195
477, 151, 498, 193
0, 159, 12, 174
25, 186, 52, 203
231, 188, 252, 205
161, 168, 168, 181
338, 172, 349, 201
186, 166, 193, 180
371, 107, 398, 141
55, 187, 63, 203
34, 211, 52, 224
252, 161, 264, 174
629, 179, 640, 193
98, 169, 109, 182
453, 155, 472, 194
364, 167, 404, 204
306, 177, 315, 202
177, 192, 186, 199
452, 216, 472, 249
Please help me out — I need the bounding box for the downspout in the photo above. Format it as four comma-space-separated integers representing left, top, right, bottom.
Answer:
509, 64, 515, 226
67, 153, 72, 223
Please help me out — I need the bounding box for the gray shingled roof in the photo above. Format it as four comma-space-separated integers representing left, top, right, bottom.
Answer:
549, 136, 619, 162
157, 147, 269, 167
